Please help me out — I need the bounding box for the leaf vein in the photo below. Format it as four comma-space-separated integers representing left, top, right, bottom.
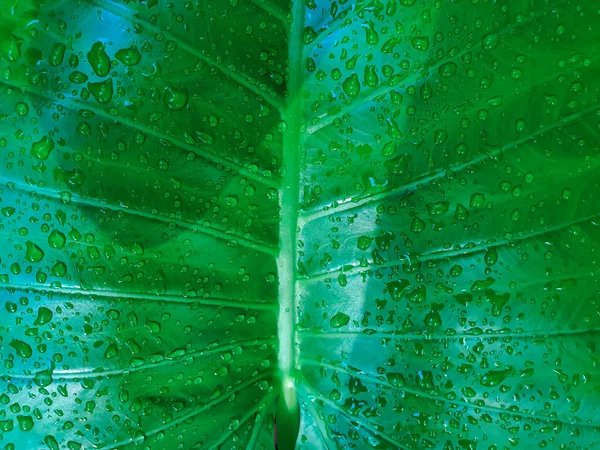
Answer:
306, 0, 570, 135
303, 359, 600, 430
0, 282, 277, 311
250, 0, 287, 24
302, 383, 413, 449
299, 326, 600, 341
90, 0, 285, 111
3, 339, 274, 381
4, 177, 278, 256
301, 90, 599, 223
0, 69, 280, 190
300, 212, 600, 282
100, 371, 274, 450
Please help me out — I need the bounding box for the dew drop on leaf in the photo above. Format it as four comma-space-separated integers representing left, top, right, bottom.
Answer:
438, 62, 457, 78
69, 71, 88, 83
356, 235, 372, 250
480, 367, 514, 387
386, 373, 406, 388
15, 102, 29, 116
330, 312, 350, 328
342, 73, 360, 97
481, 32, 500, 50
164, 86, 188, 110
30, 136, 54, 160
33, 367, 54, 388
88, 78, 113, 104
411, 36, 430, 51
387, 279, 411, 301
10, 339, 32, 358
47, 230, 66, 249
17, 415, 34, 432
44, 435, 59, 450
115, 45, 141, 66
25, 241, 44, 262
34, 307, 53, 326
49, 43, 66, 66
87, 41, 111, 77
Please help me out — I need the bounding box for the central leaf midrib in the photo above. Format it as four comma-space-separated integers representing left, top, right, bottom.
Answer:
275, 0, 305, 447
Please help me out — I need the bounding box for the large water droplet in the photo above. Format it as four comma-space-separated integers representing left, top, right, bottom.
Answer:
87, 41, 111, 77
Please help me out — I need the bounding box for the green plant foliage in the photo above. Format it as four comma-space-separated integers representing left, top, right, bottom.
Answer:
1, 0, 599, 449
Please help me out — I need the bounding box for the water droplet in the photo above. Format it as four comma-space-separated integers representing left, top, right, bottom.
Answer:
480, 367, 514, 387
486, 290, 509, 317
386, 372, 406, 387
364, 21, 379, 45
484, 248, 498, 266
425, 310, 442, 328
145, 320, 161, 333
342, 73, 360, 97
104, 343, 118, 359
434, 129, 448, 145
33, 366, 54, 388
356, 235, 372, 250
115, 45, 141, 66
52, 261, 67, 277
329, 389, 341, 400
196, 130, 214, 145
17, 415, 34, 432
34, 307, 53, 326
10, 339, 32, 358
462, 386, 476, 398
88, 78, 113, 104
510, 67, 522, 80
330, 312, 350, 328
49, 43, 66, 66
411, 218, 425, 233
31, 137, 55, 160
25, 241, 44, 262
48, 230, 66, 249
470, 193, 485, 208
1, 206, 16, 217
15, 102, 29, 116
455, 204, 469, 220
302, 26, 318, 45
426, 201, 449, 216
438, 62, 457, 78
487, 95, 503, 107
164, 86, 188, 110
420, 81, 433, 101
87, 41, 111, 77
481, 32, 499, 51
411, 36, 430, 51
406, 285, 427, 303
69, 71, 88, 83
44, 435, 59, 450
363, 65, 378, 87
387, 279, 411, 301
224, 195, 238, 207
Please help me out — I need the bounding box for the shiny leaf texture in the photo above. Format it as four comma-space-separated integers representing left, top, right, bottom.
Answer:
0, 0, 599, 449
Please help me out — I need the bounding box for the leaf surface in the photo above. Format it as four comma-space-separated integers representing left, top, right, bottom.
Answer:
1, 0, 599, 449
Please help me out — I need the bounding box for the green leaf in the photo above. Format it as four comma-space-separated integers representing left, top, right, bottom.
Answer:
1, 0, 599, 449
